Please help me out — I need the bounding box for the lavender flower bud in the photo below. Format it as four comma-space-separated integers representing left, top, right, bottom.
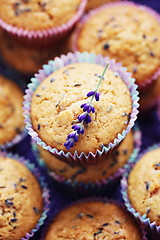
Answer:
87, 90, 95, 97
95, 91, 99, 101
84, 114, 91, 124
77, 112, 87, 122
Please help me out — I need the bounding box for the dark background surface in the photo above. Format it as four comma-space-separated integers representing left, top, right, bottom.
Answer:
0, 0, 160, 239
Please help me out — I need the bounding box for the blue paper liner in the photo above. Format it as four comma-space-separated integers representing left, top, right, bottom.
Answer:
40, 197, 147, 240
23, 51, 139, 165
0, 151, 50, 240
121, 144, 160, 239
32, 124, 141, 197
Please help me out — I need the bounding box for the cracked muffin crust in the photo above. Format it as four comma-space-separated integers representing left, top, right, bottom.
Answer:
31, 62, 132, 155
0, 0, 81, 30
76, 3, 160, 87
0, 155, 43, 240
38, 131, 134, 183
44, 201, 142, 240
128, 147, 160, 225
0, 75, 24, 145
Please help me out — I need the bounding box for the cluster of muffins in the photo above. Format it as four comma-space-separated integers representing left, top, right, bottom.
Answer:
0, 0, 159, 240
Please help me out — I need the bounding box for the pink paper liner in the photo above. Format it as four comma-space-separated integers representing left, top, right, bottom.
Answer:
121, 144, 160, 239
0, 128, 27, 151
0, 0, 87, 48
0, 151, 50, 240
70, 1, 160, 90
40, 197, 147, 240
32, 125, 141, 196
23, 51, 139, 165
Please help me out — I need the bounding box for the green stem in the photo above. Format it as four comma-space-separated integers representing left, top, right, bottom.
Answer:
90, 63, 109, 103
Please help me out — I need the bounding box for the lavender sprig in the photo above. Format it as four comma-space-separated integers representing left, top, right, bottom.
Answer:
64, 63, 109, 150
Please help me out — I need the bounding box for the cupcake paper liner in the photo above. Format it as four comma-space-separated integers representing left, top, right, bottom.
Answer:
121, 144, 160, 239
32, 124, 141, 197
0, 151, 50, 240
70, 1, 160, 90
0, 0, 87, 48
0, 128, 27, 151
23, 51, 139, 165
40, 197, 147, 240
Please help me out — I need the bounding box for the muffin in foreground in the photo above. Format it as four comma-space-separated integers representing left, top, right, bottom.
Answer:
127, 147, 160, 226
31, 62, 132, 155
24, 52, 139, 164
0, 155, 43, 240
71, 2, 160, 89
44, 201, 142, 240
86, 0, 118, 11
0, 75, 24, 147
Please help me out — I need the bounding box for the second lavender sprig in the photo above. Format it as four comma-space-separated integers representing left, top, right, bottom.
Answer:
64, 63, 109, 150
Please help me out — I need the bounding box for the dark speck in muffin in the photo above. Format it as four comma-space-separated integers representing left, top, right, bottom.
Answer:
115, 220, 120, 224
36, 94, 41, 97
74, 84, 82, 87
133, 67, 137, 73
77, 213, 84, 218
15, 127, 22, 134
50, 78, 55, 83
10, 218, 17, 223
86, 214, 94, 219
103, 43, 110, 50
153, 37, 158, 42
33, 207, 39, 215
150, 51, 155, 57
37, 124, 41, 131
123, 149, 128, 155
21, 185, 28, 189
102, 170, 107, 176
93, 230, 102, 239
0, 124, 3, 129
145, 181, 149, 191
102, 223, 109, 227
146, 207, 150, 214
5, 198, 14, 208
114, 231, 119, 234
143, 34, 146, 39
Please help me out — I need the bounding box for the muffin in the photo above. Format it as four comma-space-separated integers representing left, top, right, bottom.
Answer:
0, 154, 43, 240
71, 2, 160, 89
37, 131, 134, 183
0, 0, 86, 46
86, 0, 118, 11
139, 76, 160, 111
128, 147, 160, 226
0, 75, 24, 146
0, 30, 61, 75
31, 62, 132, 155
44, 201, 142, 240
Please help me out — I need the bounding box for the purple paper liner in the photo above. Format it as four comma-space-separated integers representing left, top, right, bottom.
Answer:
0, 151, 50, 240
40, 197, 147, 240
70, 1, 160, 90
0, 0, 87, 48
0, 128, 27, 151
32, 124, 141, 197
121, 144, 160, 239
23, 51, 139, 165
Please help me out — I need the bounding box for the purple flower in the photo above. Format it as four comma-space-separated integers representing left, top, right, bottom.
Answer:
81, 103, 95, 113
87, 90, 95, 97
87, 90, 99, 101
95, 91, 99, 101
77, 112, 87, 122
64, 138, 75, 150
72, 124, 84, 134
84, 114, 91, 124
67, 131, 79, 142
